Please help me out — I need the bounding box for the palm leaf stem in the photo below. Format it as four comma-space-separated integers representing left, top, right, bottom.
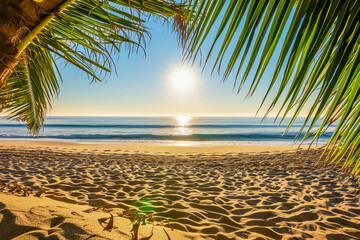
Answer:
17, 0, 77, 53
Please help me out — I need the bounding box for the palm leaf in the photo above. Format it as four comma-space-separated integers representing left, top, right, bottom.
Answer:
0, 44, 59, 134
1, 0, 186, 134
185, 0, 360, 175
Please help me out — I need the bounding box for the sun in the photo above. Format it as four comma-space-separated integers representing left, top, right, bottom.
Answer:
170, 67, 197, 93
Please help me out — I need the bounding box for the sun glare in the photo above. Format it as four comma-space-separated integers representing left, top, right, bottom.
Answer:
176, 116, 191, 126
175, 116, 192, 135
170, 67, 197, 93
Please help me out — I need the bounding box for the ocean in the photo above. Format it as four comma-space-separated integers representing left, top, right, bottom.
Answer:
0, 116, 334, 146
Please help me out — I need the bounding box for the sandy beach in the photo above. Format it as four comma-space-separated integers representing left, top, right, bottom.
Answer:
1, 0, 358, 239
1, 141, 360, 239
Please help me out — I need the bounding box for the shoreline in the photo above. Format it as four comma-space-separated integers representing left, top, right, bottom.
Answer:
0, 140, 321, 155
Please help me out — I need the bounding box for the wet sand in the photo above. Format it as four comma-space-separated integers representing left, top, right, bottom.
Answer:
0, 141, 360, 239
0, 140, 312, 155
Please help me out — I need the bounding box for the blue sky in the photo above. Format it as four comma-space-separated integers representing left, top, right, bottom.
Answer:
49, 7, 313, 117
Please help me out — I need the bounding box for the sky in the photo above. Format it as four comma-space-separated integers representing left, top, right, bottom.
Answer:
47, 6, 312, 117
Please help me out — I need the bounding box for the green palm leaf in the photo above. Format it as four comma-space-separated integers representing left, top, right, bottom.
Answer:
0, 44, 59, 134
185, 0, 360, 175
0, 0, 186, 134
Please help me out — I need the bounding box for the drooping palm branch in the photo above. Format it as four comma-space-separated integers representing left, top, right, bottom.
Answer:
0, 0, 186, 134
185, 0, 360, 176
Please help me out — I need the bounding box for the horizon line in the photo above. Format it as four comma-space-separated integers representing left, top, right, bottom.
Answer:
41, 115, 307, 118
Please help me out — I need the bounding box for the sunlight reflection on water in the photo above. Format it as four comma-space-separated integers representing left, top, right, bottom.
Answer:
175, 116, 193, 136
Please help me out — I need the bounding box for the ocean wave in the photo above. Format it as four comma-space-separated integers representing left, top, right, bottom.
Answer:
0, 132, 333, 141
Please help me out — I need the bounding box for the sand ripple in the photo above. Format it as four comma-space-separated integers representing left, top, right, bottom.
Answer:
1, 147, 360, 239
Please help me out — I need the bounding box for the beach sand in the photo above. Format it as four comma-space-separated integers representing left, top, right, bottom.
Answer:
1, 141, 360, 239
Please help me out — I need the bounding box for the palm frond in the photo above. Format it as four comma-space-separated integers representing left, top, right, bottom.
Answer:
185, 0, 360, 175
0, 44, 59, 134
1, 0, 186, 134
27, 0, 186, 82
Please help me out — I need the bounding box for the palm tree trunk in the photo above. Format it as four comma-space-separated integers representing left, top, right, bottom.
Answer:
0, 0, 68, 86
